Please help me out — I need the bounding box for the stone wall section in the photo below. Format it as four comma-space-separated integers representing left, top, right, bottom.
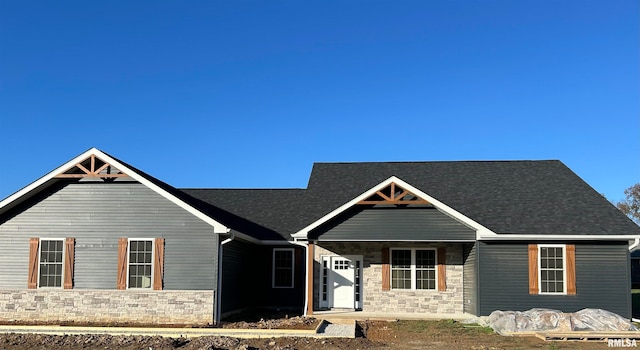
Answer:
0, 290, 214, 325
314, 242, 463, 314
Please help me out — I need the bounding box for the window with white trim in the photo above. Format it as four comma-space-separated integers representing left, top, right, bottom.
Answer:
273, 248, 294, 288
391, 248, 436, 290
128, 239, 153, 289
539, 244, 566, 294
39, 239, 64, 288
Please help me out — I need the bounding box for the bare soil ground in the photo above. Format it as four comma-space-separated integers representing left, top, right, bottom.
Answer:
219, 309, 320, 330
0, 319, 621, 349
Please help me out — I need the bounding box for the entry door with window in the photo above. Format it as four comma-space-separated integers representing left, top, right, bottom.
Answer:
320, 255, 363, 310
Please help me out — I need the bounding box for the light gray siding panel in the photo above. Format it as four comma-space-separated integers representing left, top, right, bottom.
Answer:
313, 207, 475, 241
0, 182, 218, 290
164, 232, 218, 290
0, 237, 30, 288
477, 241, 630, 318
463, 242, 477, 315
74, 239, 118, 289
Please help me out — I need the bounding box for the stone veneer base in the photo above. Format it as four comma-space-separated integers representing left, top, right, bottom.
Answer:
0, 290, 214, 325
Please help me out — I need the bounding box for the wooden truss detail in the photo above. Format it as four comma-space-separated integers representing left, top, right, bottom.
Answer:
55, 154, 128, 179
357, 182, 431, 205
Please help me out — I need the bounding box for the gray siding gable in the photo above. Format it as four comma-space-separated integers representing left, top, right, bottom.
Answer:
311, 206, 475, 241
0, 182, 218, 290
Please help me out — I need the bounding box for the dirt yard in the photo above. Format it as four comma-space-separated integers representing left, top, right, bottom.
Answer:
0, 319, 622, 349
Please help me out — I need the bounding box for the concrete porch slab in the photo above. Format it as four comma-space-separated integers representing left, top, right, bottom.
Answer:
313, 310, 475, 322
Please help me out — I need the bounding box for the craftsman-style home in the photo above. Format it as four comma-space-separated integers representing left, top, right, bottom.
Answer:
0, 148, 638, 325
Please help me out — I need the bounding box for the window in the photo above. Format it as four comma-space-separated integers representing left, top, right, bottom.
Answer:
539, 245, 566, 294
128, 240, 153, 289
391, 248, 436, 290
39, 239, 64, 288
273, 248, 294, 288
416, 249, 437, 290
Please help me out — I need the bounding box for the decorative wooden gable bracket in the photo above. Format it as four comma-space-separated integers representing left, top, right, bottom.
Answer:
357, 182, 431, 205
55, 154, 128, 180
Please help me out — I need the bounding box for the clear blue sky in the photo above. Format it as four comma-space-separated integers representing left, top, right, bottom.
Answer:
1, 1, 638, 202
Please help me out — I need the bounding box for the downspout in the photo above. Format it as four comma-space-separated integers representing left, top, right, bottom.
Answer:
291, 239, 310, 317
629, 238, 640, 252
630, 238, 639, 322
216, 231, 235, 325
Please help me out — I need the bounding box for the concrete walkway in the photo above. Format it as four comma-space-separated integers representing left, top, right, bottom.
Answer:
0, 320, 356, 339
313, 310, 474, 322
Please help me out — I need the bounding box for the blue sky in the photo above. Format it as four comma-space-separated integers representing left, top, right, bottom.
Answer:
0, 0, 638, 202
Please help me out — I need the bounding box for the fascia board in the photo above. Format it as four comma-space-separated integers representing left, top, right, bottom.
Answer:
0, 148, 97, 210
478, 234, 640, 241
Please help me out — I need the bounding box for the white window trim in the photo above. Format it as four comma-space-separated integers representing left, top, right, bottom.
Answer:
538, 244, 567, 295
126, 238, 155, 289
390, 248, 437, 291
37, 238, 65, 289
272, 248, 295, 289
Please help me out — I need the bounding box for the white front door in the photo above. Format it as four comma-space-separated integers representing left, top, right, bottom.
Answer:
332, 257, 355, 308
321, 255, 363, 310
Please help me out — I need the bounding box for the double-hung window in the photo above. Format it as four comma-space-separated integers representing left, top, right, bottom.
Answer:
538, 244, 566, 294
273, 248, 294, 288
117, 237, 164, 290
128, 239, 154, 289
39, 239, 64, 288
391, 248, 436, 290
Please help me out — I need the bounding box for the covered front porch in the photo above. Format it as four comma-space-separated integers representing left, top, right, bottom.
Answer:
293, 179, 480, 317
307, 241, 475, 316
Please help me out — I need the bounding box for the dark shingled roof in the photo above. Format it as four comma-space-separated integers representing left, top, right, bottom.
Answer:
300, 160, 640, 236
179, 160, 640, 239
180, 188, 307, 240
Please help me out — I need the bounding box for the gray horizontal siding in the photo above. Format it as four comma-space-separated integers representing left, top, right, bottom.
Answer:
312, 207, 475, 241
463, 242, 477, 315
478, 241, 630, 318
0, 182, 218, 290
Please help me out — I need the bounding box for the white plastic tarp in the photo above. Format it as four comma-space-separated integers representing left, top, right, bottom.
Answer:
466, 308, 637, 335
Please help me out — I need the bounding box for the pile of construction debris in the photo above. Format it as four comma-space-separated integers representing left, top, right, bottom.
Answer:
467, 308, 637, 335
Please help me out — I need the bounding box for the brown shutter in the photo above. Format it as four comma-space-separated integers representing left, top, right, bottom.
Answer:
63, 238, 75, 289
381, 247, 390, 291
117, 238, 128, 290
566, 244, 576, 295
28, 238, 39, 289
528, 244, 539, 294
437, 247, 447, 291
153, 238, 165, 290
